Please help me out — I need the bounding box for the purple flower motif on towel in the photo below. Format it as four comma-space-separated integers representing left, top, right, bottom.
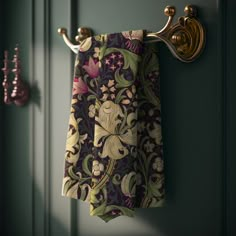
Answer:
73, 77, 88, 95
82, 57, 99, 78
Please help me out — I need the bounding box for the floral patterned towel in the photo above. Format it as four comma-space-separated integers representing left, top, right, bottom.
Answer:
62, 30, 165, 222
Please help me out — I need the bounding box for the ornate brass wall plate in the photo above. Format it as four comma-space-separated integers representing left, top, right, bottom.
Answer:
146, 5, 205, 62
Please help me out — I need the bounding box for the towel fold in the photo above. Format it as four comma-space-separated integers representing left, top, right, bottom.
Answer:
62, 30, 165, 222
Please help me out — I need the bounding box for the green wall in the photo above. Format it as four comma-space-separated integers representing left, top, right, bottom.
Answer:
2, 0, 33, 235
0, 0, 3, 234
0, 0, 236, 235
226, 2, 236, 235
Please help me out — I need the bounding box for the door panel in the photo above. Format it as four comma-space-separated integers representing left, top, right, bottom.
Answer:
1, 0, 234, 235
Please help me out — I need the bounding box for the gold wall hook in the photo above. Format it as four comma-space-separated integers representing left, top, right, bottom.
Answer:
57, 5, 205, 63
58, 27, 92, 53
75, 27, 92, 42
146, 5, 205, 62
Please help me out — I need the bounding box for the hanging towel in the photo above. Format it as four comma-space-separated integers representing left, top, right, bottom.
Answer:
62, 30, 165, 222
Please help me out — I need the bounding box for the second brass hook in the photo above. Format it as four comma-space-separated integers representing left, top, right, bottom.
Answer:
58, 27, 92, 53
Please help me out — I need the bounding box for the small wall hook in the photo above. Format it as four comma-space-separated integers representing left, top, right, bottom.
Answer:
1, 45, 29, 106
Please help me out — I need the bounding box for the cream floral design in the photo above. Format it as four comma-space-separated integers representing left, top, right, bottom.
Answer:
88, 104, 95, 118
65, 113, 88, 166
147, 122, 162, 145
152, 157, 164, 172
79, 37, 92, 52
122, 30, 143, 41
92, 160, 104, 176
122, 30, 143, 53
94, 101, 137, 160
100, 80, 116, 100
62, 30, 164, 222
121, 171, 136, 197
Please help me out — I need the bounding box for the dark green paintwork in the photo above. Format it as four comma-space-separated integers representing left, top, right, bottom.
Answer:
2, 1, 33, 236
0, 1, 3, 234
0, 0, 235, 235
226, 1, 236, 235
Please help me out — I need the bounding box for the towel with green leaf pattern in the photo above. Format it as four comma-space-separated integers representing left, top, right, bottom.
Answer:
62, 30, 165, 222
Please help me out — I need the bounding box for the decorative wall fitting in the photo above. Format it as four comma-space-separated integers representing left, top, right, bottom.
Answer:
58, 5, 205, 63
1, 46, 29, 106
2, 51, 12, 104
58, 27, 92, 54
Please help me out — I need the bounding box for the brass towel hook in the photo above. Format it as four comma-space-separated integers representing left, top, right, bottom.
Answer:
146, 5, 205, 62
58, 4, 205, 63
58, 27, 92, 53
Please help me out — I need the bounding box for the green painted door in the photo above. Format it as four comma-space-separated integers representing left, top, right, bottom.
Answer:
1, 0, 235, 236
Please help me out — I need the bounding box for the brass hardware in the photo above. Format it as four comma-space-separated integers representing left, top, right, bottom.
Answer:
58, 27, 92, 53
75, 27, 92, 42
57, 4, 205, 62
146, 5, 205, 62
